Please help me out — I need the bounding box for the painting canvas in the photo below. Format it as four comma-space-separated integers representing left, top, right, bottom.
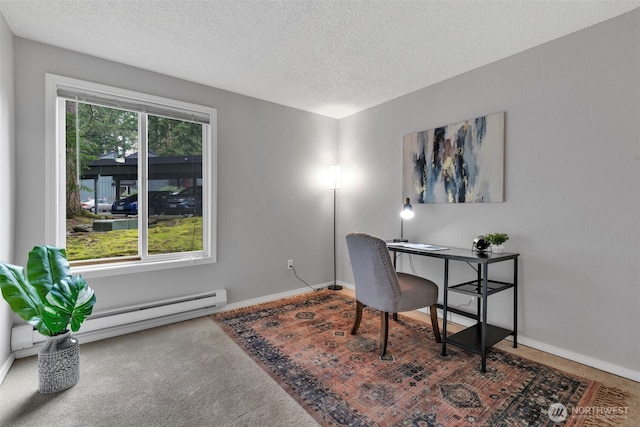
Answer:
402, 112, 505, 203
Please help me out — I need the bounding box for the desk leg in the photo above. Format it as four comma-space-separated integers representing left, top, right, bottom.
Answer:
476, 263, 482, 323
441, 259, 449, 357
481, 264, 488, 373
513, 258, 518, 348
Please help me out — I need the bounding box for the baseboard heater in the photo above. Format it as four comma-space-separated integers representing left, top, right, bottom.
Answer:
11, 289, 227, 358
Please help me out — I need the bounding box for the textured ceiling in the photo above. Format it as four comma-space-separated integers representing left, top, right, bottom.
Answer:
0, 1, 638, 118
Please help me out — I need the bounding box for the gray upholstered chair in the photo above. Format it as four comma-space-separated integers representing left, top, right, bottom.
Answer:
345, 232, 441, 356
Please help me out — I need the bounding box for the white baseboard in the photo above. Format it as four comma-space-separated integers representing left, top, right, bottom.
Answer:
338, 281, 354, 290
415, 305, 640, 382
515, 336, 640, 383
220, 281, 338, 313
0, 353, 15, 385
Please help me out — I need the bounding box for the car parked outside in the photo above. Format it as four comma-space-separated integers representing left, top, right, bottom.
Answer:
149, 191, 173, 215
82, 198, 111, 213
163, 186, 203, 216
110, 192, 175, 216
111, 194, 138, 216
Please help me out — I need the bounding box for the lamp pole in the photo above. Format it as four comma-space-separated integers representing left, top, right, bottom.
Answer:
328, 166, 342, 290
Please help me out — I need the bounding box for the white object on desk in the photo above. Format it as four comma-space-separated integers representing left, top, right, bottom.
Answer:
387, 242, 449, 251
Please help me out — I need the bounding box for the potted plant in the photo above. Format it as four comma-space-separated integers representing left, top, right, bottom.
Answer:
0, 245, 96, 393
484, 233, 510, 253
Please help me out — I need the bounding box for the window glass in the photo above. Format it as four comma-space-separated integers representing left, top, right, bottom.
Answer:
64, 104, 205, 262
66, 101, 139, 261
147, 115, 203, 255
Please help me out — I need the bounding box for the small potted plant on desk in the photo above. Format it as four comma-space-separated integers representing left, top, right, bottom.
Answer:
0, 245, 96, 393
484, 233, 509, 254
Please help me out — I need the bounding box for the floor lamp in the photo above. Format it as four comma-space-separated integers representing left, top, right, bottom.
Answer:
328, 165, 342, 290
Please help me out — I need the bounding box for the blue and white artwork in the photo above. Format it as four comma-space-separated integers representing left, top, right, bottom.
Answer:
402, 112, 505, 203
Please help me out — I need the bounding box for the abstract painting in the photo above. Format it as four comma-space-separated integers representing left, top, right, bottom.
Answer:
402, 112, 505, 203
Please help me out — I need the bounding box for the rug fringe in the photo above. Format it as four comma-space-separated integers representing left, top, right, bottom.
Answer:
579, 385, 630, 427
592, 385, 629, 407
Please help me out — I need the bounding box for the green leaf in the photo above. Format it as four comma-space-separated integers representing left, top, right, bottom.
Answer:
1, 246, 95, 337
0, 263, 51, 336
42, 276, 95, 334
26, 246, 71, 301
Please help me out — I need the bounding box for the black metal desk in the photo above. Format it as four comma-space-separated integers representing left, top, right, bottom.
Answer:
387, 242, 519, 373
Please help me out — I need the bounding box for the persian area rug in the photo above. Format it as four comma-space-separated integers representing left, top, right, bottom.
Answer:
212, 291, 627, 427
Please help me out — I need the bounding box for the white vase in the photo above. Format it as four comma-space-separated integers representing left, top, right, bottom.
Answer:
38, 330, 80, 393
492, 244, 504, 254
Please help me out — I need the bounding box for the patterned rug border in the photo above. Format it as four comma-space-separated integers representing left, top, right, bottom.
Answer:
212, 290, 629, 427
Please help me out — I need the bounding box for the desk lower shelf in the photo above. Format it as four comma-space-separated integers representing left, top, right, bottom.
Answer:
449, 280, 514, 297
445, 323, 513, 354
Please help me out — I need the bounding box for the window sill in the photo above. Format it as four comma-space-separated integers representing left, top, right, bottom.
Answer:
70, 255, 215, 279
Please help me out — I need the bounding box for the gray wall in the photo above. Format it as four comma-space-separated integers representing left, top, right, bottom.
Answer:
13, 38, 338, 312
338, 9, 640, 376
0, 13, 15, 374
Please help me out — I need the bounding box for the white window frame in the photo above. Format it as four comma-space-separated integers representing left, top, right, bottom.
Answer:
45, 74, 217, 278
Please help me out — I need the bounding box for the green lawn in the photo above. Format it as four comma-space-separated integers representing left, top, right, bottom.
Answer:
66, 214, 203, 261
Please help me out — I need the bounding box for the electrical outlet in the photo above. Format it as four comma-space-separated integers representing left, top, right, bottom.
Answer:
287, 259, 294, 270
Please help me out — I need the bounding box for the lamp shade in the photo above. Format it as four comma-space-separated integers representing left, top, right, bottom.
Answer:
400, 197, 414, 219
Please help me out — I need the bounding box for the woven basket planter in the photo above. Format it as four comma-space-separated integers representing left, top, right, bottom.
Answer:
37, 331, 80, 394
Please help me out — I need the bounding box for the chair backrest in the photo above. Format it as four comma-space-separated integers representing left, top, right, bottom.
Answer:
345, 233, 400, 312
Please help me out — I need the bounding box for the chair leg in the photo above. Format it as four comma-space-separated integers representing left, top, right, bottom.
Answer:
430, 304, 441, 343
379, 311, 389, 356
392, 313, 398, 321
351, 300, 363, 335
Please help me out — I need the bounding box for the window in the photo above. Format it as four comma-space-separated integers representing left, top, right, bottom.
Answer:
45, 74, 217, 277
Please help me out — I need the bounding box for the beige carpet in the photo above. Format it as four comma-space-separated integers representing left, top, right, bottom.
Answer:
0, 317, 319, 427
